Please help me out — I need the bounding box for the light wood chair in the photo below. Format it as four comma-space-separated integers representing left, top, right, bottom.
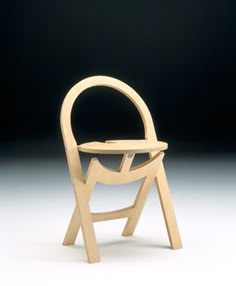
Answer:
60, 75, 182, 263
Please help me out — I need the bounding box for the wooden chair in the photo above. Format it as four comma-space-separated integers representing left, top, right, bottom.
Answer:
60, 76, 182, 263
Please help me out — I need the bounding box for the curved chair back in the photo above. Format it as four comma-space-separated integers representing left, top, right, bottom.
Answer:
60, 75, 157, 151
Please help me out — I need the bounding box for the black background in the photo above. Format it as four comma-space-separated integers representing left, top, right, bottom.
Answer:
3, 0, 236, 154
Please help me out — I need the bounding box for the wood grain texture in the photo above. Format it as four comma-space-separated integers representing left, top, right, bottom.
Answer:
60, 75, 182, 263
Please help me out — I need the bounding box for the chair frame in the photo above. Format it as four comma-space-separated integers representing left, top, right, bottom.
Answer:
60, 76, 182, 263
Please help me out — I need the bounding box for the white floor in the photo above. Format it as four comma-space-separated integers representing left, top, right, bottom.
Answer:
0, 154, 236, 286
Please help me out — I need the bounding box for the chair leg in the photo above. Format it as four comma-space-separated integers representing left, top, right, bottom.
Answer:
63, 156, 100, 263
63, 206, 81, 245
156, 162, 182, 249
122, 176, 154, 236
75, 195, 100, 263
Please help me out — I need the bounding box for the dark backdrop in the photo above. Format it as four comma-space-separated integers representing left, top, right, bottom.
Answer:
3, 0, 235, 154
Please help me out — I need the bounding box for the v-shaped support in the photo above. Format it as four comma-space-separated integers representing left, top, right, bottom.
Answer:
63, 151, 181, 263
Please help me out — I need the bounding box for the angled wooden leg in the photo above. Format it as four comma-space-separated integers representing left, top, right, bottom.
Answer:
62, 184, 95, 246
63, 178, 96, 246
122, 152, 164, 236
75, 192, 100, 263
63, 158, 98, 251
63, 193, 100, 263
122, 175, 155, 236
155, 162, 182, 249
63, 205, 81, 245
71, 159, 101, 263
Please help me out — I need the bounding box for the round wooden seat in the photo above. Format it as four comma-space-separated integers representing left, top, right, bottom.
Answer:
78, 139, 168, 154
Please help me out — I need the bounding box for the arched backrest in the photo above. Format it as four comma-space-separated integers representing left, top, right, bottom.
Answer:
60, 76, 157, 151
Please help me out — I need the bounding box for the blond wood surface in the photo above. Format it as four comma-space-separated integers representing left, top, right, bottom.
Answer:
78, 140, 167, 154
155, 163, 183, 249
118, 153, 135, 172
122, 152, 164, 236
91, 206, 135, 222
60, 75, 182, 263
63, 206, 80, 246
86, 151, 163, 185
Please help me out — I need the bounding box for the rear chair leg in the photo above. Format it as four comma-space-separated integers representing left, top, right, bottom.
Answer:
122, 176, 154, 236
63, 206, 81, 245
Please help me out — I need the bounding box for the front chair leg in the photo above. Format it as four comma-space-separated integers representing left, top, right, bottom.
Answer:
75, 195, 100, 263
156, 162, 182, 249
63, 158, 99, 261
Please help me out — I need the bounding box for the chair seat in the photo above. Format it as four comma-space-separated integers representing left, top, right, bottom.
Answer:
78, 139, 168, 154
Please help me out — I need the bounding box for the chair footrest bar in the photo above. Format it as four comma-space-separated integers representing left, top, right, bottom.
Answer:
91, 206, 135, 222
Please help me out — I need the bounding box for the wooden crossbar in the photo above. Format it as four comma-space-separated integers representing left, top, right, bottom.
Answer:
91, 206, 135, 222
